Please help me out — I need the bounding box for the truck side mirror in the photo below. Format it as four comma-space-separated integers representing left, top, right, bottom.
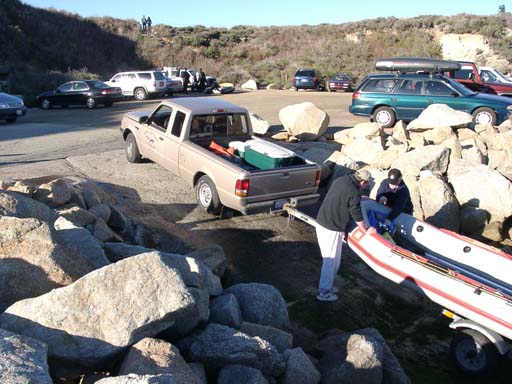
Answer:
139, 116, 149, 124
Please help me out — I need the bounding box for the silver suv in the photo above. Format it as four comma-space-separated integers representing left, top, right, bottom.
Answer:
105, 71, 166, 100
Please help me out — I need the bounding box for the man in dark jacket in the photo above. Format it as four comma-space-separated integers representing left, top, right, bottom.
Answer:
376, 168, 413, 226
181, 68, 190, 94
315, 169, 373, 302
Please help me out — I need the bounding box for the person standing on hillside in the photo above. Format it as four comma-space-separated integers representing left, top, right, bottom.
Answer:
141, 16, 147, 32
315, 169, 374, 302
146, 16, 152, 31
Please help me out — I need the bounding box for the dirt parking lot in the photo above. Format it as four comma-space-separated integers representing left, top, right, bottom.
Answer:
1, 90, 503, 383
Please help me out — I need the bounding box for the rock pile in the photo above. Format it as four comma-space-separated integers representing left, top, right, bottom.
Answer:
0, 176, 410, 383
272, 103, 512, 244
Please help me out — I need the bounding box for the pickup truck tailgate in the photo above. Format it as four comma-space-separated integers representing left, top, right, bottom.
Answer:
246, 164, 319, 202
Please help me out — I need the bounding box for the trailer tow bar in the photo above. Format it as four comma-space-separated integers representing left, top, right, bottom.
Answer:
283, 202, 319, 229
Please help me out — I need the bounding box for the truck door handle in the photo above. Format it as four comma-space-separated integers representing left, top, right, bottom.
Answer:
390, 98, 397, 102
159, 137, 164, 141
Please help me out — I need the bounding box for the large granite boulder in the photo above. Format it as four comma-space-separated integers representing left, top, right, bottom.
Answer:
447, 159, 512, 222
0, 216, 100, 312
226, 283, 289, 329
54, 216, 110, 269
417, 171, 460, 232
118, 337, 201, 384
0, 190, 57, 223
282, 347, 321, 384
0, 328, 52, 384
209, 293, 243, 329
407, 104, 472, 130
279, 102, 330, 140
189, 324, 285, 377
250, 113, 271, 135
0, 253, 195, 371
96, 374, 177, 383
318, 333, 383, 384
392, 145, 451, 176
33, 178, 71, 207
217, 364, 268, 384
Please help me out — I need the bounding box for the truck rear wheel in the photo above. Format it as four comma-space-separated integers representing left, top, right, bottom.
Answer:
125, 133, 142, 163
450, 329, 498, 377
196, 175, 222, 214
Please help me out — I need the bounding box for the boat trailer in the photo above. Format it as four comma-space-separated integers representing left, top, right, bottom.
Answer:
283, 200, 512, 377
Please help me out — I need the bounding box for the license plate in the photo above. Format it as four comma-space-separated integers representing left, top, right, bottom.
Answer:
16, 110, 22, 115
274, 198, 288, 210
300, 79, 308, 82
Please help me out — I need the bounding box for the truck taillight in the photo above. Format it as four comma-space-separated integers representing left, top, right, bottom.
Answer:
315, 170, 321, 187
352, 91, 361, 99
235, 179, 249, 197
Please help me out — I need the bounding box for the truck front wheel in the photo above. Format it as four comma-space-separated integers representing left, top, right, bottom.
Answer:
125, 133, 142, 163
196, 175, 222, 214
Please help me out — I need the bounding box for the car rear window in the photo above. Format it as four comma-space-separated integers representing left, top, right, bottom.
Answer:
93, 81, 110, 88
296, 70, 315, 77
361, 78, 398, 93
138, 73, 152, 80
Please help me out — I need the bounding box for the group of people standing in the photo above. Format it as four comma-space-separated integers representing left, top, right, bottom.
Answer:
315, 168, 413, 302
180, 68, 208, 93
141, 15, 152, 32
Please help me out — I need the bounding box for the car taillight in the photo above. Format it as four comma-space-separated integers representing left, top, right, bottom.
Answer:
313, 77, 317, 82
153, 81, 157, 87
235, 179, 249, 197
352, 91, 361, 99
315, 170, 321, 187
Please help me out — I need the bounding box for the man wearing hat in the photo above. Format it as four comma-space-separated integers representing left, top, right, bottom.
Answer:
315, 169, 374, 302
376, 168, 413, 226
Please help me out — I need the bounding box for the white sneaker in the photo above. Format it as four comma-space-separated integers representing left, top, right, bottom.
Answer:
316, 292, 338, 302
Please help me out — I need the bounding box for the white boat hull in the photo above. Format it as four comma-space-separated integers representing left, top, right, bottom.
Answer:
348, 200, 512, 341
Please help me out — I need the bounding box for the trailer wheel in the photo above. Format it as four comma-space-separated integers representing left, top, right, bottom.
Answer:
196, 175, 222, 214
450, 329, 499, 376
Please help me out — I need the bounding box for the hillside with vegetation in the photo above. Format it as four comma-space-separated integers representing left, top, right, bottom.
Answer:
2, 0, 512, 102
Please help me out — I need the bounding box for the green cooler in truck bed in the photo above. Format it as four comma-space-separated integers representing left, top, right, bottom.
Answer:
242, 139, 296, 169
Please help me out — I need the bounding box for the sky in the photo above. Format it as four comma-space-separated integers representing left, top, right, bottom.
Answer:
21, 0, 502, 28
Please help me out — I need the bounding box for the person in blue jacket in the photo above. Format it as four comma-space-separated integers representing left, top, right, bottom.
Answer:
376, 168, 413, 226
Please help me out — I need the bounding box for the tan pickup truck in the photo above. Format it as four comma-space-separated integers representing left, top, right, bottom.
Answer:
120, 98, 321, 216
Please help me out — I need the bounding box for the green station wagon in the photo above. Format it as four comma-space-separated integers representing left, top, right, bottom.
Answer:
349, 73, 512, 128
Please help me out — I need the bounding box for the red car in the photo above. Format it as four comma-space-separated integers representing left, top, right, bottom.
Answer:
326, 74, 353, 92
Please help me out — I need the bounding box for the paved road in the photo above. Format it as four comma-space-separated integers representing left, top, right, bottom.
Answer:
0, 90, 365, 167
